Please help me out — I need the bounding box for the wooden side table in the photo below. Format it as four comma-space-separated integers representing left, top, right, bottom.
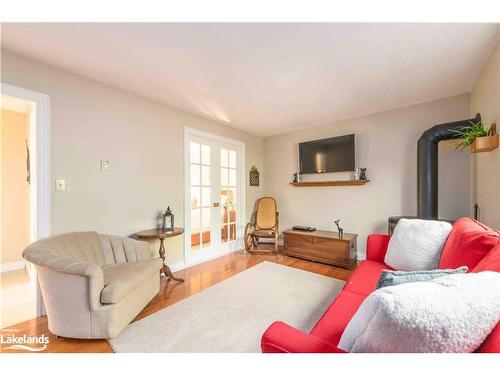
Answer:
136, 227, 185, 282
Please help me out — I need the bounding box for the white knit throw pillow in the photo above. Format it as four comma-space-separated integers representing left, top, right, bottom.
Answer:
384, 218, 452, 271
338, 272, 500, 353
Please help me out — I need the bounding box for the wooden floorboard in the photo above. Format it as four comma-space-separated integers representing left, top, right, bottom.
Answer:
0, 249, 356, 353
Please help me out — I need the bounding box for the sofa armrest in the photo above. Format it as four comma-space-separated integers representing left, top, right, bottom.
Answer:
261, 321, 344, 353
23, 248, 104, 311
366, 234, 391, 263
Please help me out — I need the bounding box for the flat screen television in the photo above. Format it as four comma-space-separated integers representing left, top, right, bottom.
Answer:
299, 134, 355, 174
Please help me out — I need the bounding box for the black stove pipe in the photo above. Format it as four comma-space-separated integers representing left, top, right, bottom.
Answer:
417, 113, 481, 219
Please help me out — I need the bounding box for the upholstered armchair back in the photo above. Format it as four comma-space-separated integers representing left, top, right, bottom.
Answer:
24, 232, 105, 266
99, 234, 152, 264
23, 231, 152, 268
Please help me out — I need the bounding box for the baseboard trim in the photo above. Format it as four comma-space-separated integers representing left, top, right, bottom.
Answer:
1, 260, 25, 273
167, 247, 242, 273
168, 260, 187, 273
167, 246, 362, 273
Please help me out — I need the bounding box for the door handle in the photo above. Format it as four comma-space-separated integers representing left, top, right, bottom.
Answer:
213, 203, 220, 208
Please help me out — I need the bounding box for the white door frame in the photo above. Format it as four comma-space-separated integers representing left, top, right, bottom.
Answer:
1, 82, 51, 317
183, 127, 245, 267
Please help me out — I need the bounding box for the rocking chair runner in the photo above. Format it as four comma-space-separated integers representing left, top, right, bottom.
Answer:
244, 197, 279, 254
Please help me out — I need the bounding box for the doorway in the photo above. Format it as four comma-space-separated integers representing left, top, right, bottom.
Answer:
0, 83, 50, 327
0, 95, 36, 327
184, 128, 245, 266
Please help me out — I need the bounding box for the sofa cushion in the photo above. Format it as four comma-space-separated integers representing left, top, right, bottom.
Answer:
375, 266, 468, 289
343, 260, 392, 296
338, 272, 500, 353
439, 217, 499, 270
385, 218, 452, 271
101, 258, 162, 304
366, 234, 391, 263
310, 290, 366, 348
473, 241, 500, 352
472, 240, 500, 273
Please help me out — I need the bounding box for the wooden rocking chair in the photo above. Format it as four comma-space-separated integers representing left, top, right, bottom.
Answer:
244, 197, 279, 254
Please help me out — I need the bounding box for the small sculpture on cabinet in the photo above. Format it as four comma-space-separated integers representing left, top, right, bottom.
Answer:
334, 219, 344, 239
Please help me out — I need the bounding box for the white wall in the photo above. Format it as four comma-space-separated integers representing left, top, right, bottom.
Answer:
1, 50, 264, 266
264, 95, 471, 257
1, 48, 484, 265
470, 40, 500, 230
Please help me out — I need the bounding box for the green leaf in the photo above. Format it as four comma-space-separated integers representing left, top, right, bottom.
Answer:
450, 120, 491, 151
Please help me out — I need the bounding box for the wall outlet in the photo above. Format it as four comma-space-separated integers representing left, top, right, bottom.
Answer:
55, 179, 66, 191
100, 159, 110, 171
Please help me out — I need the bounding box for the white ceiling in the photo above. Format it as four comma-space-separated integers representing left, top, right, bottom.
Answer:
1, 23, 498, 137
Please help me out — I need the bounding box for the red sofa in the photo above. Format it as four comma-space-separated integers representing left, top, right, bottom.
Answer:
261, 217, 500, 353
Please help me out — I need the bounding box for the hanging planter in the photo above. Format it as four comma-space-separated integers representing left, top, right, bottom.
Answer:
471, 124, 498, 153
452, 121, 499, 153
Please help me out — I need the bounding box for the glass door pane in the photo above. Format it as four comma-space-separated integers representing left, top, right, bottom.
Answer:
220, 148, 238, 244
190, 142, 211, 251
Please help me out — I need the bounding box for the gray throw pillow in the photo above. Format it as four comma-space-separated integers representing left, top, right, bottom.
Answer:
375, 266, 468, 289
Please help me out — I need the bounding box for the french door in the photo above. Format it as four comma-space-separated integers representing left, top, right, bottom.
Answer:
184, 129, 244, 265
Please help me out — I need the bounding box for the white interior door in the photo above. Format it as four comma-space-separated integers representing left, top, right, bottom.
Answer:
185, 129, 244, 266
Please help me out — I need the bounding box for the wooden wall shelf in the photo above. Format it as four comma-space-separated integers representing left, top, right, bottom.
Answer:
470, 134, 499, 153
290, 180, 369, 187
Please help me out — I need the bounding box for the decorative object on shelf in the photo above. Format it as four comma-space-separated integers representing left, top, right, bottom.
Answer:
334, 219, 344, 239
359, 168, 367, 180
249, 165, 260, 186
354, 167, 367, 180
451, 121, 499, 153
353, 168, 360, 180
292, 172, 302, 183
162, 206, 174, 232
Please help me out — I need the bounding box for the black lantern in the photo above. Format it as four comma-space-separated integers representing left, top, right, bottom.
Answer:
162, 207, 174, 232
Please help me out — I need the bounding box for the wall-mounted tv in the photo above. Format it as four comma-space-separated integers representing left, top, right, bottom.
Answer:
299, 134, 355, 174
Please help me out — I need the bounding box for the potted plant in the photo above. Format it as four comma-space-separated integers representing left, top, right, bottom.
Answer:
452, 121, 498, 153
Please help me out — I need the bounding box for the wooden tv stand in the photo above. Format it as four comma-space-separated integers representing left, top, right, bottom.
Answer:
283, 229, 357, 269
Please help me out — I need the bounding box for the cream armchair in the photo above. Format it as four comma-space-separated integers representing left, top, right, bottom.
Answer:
23, 232, 163, 339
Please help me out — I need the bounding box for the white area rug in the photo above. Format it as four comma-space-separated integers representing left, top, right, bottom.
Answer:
108, 261, 345, 353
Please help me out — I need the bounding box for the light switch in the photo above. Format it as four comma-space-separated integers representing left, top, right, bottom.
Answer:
100, 159, 110, 171
55, 179, 66, 191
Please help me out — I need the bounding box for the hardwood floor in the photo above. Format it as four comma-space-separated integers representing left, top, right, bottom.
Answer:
1, 269, 37, 328
0, 249, 356, 353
